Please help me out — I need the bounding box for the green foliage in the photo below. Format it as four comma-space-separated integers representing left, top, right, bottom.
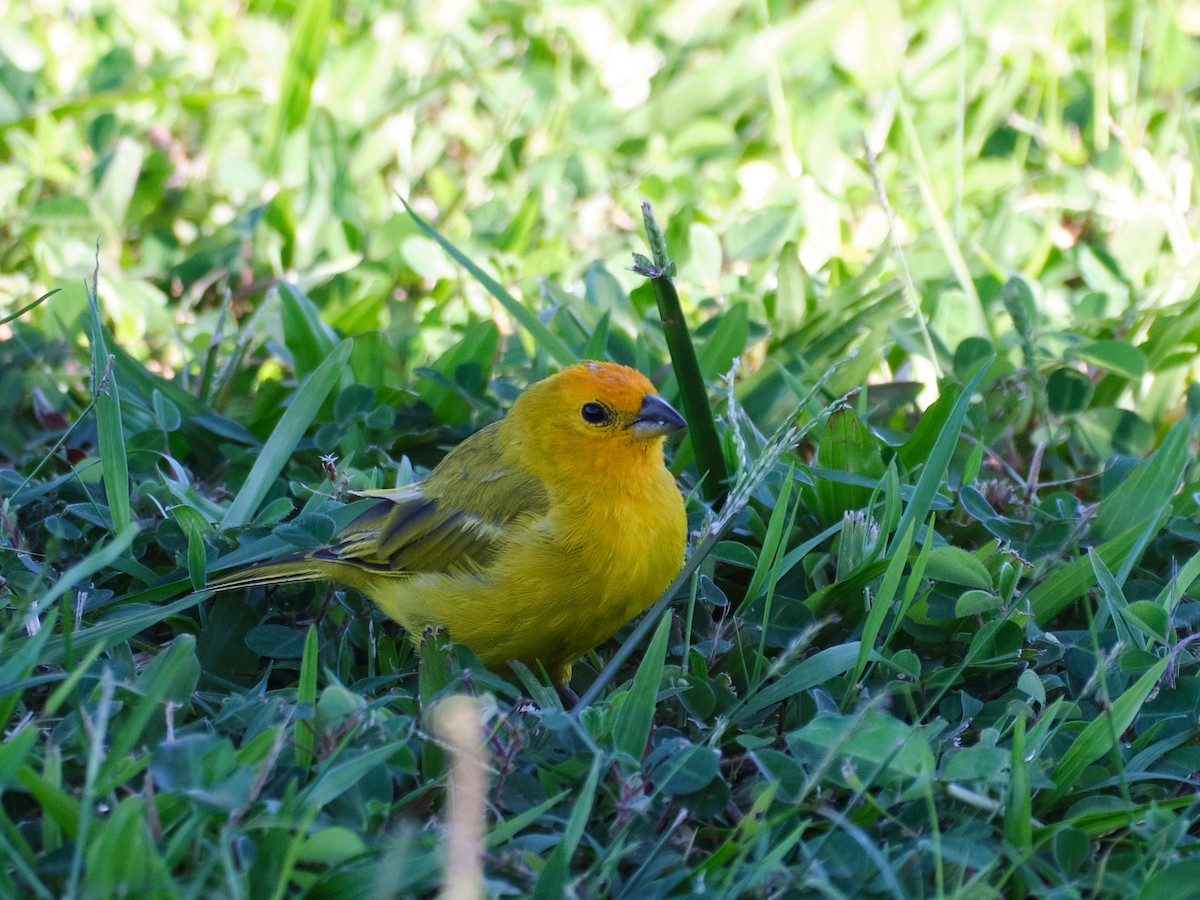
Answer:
3, 0, 1200, 897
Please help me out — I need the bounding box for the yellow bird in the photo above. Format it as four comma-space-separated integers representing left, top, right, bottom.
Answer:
210, 361, 688, 688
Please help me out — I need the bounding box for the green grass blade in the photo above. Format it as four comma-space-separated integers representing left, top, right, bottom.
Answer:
24, 525, 139, 628
400, 197, 577, 366
583, 308, 612, 360
1090, 548, 1141, 650
296, 626, 319, 771
42, 642, 105, 719
1152, 547, 1200, 614
893, 89, 989, 348
740, 466, 795, 609
298, 743, 402, 812
1092, 419, 1190, 541
0, 610, 60, 717
67, 668, 115, 896
98, 636, 200, 794
732, 642, 861, 724
893, 359, 992, 546
1027, 517, 1166, 624
612, 613, 671, 765
851, 518, 916, 690
266, 0, 331, 168
1040, 655, 1169, 811
0, 727, 37, 792
17, 592, 208, 668
171, 505, 211, 593
750, 486, 801, 688
486, 790, 571, 848
16, 765, 81, 840
278, 283, 339, 381
87, 276, 131, 536
1004, 715, 1032, 850
532, 755, 602, 900
637, 201, 730, 501
94, 385, 130, 535
219, 338, 352, 528
0, 288, 59, 326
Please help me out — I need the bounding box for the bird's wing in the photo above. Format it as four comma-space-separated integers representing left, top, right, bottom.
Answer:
317, 423, 550, 575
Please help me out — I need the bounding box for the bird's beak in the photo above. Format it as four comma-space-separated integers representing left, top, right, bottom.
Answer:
628, 394, 687, 439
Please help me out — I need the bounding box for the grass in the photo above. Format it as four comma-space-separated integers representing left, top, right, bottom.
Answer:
3, 0, 1200, 896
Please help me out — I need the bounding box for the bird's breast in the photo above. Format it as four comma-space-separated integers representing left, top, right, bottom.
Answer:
555, 473, 686, 604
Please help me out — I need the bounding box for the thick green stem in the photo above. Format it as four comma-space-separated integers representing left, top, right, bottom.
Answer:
635, 201, 730, 503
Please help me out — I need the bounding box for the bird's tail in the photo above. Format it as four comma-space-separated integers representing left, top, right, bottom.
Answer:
208, 555, 327, 592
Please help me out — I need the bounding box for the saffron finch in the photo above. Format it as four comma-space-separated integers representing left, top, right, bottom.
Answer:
211, 361, 688, 687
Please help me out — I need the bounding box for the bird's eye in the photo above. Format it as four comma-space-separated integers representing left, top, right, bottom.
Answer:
580, 402, 611, 425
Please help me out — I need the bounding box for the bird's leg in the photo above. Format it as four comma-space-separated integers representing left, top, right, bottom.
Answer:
556, 682, 581, 708
314, 584, 337, 625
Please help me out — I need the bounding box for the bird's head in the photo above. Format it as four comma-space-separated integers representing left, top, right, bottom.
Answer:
506, 361, 687, 481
